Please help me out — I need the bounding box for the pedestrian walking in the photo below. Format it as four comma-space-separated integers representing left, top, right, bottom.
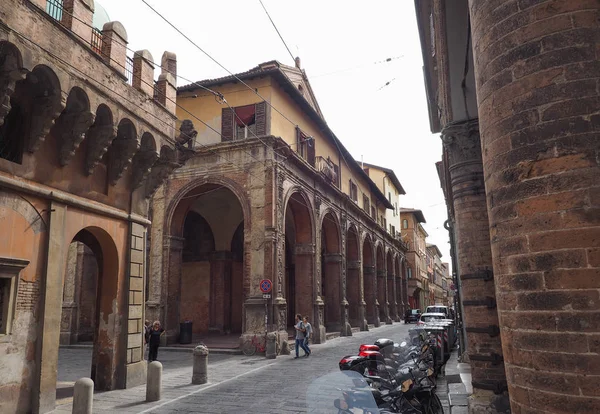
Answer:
148, 320, 164, 362
293, 314, 310, 359
302, 316, 312, 357
144, 320, 151, 360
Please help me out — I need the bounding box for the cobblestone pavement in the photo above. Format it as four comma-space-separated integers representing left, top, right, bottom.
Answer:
54, 323, 417, 413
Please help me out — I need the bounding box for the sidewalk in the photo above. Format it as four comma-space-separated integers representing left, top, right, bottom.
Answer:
436, 348, 473, 414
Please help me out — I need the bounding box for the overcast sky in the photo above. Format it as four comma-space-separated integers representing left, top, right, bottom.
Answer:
98, 0, 451, 266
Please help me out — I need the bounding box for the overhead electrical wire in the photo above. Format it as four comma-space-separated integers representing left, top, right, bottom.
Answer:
139, 0, 390, 211
258, 0, 296, 64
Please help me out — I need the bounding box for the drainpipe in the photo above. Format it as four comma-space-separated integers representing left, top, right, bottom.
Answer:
445, 219, 466, 358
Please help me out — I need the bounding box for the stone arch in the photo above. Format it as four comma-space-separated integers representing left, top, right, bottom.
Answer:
320, 210, 341, 332
85, 103, 116, 176
283, 188, 315, 328
362, 233, 377, 325
167, 176, 251, 239
0, 192, 47, 234
162, 178, 250, 340
54, 86, 94, 166
107, 118, 138, 185
0, 41, 25, 131
130, 131, 158, 188
60, 225, 122, 391
346, 224, 362, 329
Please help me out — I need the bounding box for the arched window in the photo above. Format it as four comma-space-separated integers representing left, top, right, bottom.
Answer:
402, 219, 408, 229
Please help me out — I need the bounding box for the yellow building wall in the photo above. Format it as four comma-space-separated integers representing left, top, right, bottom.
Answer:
177, 75, 385, 211
177, 78, 273, 145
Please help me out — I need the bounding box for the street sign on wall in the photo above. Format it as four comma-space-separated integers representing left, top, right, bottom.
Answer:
259, 279, 272, 293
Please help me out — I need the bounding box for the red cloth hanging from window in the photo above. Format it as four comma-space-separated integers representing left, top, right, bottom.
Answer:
234, 105, 256, 127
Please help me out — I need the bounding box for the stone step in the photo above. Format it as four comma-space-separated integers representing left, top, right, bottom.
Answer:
326, 331, 341, 340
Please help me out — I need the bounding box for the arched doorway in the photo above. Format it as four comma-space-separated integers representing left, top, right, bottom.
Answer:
376, 244, 386, 323
284, 191, 313, 328
321, 212, 341, 332
167, 184, 246, 341
346, 225, 361, 329
363, 235, 377, 326
57, 227, 120, 397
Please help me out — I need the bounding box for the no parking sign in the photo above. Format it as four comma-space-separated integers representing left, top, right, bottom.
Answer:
259, 279, 272, 294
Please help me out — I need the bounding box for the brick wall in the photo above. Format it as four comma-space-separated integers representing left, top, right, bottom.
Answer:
469, 1, 600, 412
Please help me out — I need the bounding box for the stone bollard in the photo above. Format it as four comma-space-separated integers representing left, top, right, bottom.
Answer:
72, 377, 93, 414
265, 332, 277, 359
192, 344, 209, 384
146, 361, 162, 402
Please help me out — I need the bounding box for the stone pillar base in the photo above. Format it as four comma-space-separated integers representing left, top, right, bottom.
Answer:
125, 360, 147, 388
468, 390, 511, 414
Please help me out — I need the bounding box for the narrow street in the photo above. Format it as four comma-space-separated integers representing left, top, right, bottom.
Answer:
54, 323, 413, 413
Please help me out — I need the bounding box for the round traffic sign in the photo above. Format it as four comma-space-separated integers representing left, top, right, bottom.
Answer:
259, 279, 272, 293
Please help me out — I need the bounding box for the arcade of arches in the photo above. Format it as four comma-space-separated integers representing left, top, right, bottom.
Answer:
150, 180, 408, 345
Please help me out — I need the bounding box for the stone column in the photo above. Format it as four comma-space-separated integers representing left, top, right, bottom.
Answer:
323, 253, 342, 332
377, 269, 389, 324
442, 119, 508, 411
294, 244, 320, 342
164, 236, 184, 344
60, 242, 82, 345
346, 260, 362, 329
388, 273, 399, 322
363, 265, 379, 326
469, 2, 600, 413
34, 202, 67, 414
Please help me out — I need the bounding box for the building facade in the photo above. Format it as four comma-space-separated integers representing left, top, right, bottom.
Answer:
147, 60, 409, 346
0, 1, 193, 412
400, 208, 429, 311
415, 0, 600, 413
427, 244, 445, 305
362, 162, 406, 238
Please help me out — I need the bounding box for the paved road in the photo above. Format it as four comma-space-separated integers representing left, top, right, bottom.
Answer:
55, 323, 414, 413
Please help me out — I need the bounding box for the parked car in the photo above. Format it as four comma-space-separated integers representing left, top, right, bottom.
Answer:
425, 305, 449, 318
404, 309, 421, 323
417, 312, 447, 325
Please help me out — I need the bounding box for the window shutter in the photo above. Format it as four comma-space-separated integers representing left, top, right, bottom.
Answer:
255, 101, 268, 136
333, 164, 339, 187
296, 127, 302, 156
221, 107, 234, 141
307, 137, 315, 167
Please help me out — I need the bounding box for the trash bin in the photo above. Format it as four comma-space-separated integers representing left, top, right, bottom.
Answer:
180, 321, 193, 344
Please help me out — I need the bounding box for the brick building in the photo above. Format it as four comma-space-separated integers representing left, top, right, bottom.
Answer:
400, 208, 429, 311
147, 60, 409, 346
415, 0, 599, 413
0, 1, 193, 412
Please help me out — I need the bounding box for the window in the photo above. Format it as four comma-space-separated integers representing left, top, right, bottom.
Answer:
0, 258, 28, 336
370, 205, 376, 220
221, 102, 268, 142
408, 268, 412, 279
403, 219, 408, 229
388, 192, 391, 204
363, 195, 370, 213
383, 218, 387, 229
391, 225, 396, 237
349, 180, 358, 202
296, 127, 315, 166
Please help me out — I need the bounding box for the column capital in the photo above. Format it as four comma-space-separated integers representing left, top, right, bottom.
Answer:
441, 118, 481, 167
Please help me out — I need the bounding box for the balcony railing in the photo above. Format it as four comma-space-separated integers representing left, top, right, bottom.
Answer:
46, 0, 63, 22
91, 27, 103, 55
125, 56, 134, 85
316, 156, 337, 185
